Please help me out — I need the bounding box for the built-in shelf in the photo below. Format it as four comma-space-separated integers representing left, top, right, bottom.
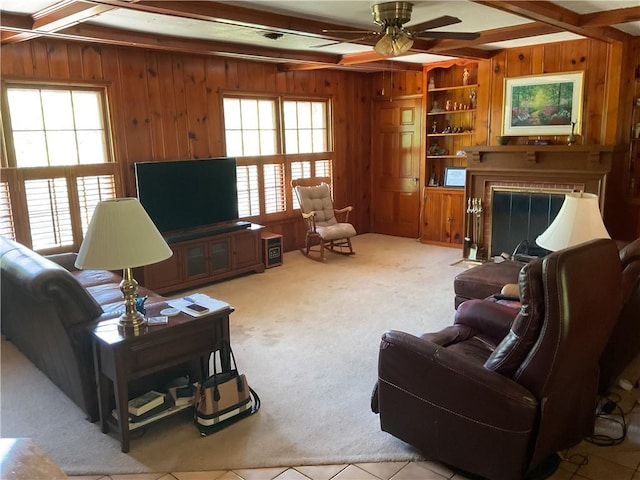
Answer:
429, 133, 474, 137
429, 83, 478, 92
428, 109, 476, 116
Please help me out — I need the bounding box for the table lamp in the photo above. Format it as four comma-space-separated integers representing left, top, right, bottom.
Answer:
536, 192, 610, 251
75, 198, 172, 332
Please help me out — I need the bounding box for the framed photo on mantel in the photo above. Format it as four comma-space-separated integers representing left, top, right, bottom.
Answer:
502, 71, 584, 136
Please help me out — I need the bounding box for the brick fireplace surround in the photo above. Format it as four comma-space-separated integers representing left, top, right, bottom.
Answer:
462, 145, 615, 260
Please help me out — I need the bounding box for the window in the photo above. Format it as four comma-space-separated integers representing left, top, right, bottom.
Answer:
222, 95, 332, 221
1, 83, 119, 252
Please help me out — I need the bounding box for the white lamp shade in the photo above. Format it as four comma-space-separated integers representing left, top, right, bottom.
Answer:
536, 192, 610, 252
75, 198, 172, 270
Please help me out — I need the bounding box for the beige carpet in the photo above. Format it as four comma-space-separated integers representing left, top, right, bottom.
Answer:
0, 233, 464, 475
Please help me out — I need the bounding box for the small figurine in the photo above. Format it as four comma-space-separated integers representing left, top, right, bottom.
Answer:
135, 296, 148, 315
445, 100, 452, 111
428, 77, 435, 89
463, 68, 470, 85
442, 125, 452, 134
469, 89, 477, 109
431, 120, 438, 133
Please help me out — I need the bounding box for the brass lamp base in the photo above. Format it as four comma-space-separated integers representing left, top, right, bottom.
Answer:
118, 267, 147, 335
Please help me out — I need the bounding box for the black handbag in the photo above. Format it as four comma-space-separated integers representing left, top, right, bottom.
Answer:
194, 342, 260, 436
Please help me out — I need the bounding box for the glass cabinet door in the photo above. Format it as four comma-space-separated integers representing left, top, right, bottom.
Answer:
185, 245, 207, 277
209, 238, 231, 273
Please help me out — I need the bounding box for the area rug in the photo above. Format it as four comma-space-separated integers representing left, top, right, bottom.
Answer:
0, 233, 462, 475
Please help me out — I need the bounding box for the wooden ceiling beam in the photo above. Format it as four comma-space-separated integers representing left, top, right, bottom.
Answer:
473, 0, 634, 43
579, 6, 640, 27
32, 0, 117, 32
428, 22, 561, 52
0, 16, 345, 65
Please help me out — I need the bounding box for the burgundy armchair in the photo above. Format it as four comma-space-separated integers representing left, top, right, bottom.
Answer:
371, 239, 623, 480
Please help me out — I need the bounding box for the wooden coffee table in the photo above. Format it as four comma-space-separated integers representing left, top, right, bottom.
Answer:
91, 301, 232, 452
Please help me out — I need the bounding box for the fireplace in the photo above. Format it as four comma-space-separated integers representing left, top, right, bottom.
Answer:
462, 145, 614, 260
490, 187, 567, 258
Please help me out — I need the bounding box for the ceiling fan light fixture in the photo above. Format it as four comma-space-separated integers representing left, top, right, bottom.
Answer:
374, 34, 395, 57
393, 32, 413, 55
374, 31, 413, 57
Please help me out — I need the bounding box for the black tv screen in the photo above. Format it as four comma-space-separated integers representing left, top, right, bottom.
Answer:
135, 158, 239, 234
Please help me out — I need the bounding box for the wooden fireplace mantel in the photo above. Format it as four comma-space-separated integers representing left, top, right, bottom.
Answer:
464, 145, 615, 169
461, 145, 616, 259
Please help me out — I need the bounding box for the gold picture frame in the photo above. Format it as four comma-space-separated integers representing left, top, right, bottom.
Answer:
502, 71, 584, 136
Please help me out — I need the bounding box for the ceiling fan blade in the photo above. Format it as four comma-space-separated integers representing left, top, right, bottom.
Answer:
322, 29, 377, 35
313, 33, 379, 48
406, 15, 461, 33
412, 31, 480, 40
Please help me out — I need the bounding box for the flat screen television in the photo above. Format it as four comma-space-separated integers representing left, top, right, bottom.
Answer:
135, 157, 239, 235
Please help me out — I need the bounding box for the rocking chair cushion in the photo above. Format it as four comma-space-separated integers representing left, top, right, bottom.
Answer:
297, 184, 337, 225
317, 223, 357, 241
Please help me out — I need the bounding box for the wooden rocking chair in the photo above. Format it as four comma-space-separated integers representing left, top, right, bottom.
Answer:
291, 177, 356, 262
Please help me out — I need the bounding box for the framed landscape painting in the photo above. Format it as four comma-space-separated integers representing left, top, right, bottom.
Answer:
502, 71, 584, 136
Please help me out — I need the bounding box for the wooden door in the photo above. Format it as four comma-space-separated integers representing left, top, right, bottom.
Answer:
372, 97, 422, 237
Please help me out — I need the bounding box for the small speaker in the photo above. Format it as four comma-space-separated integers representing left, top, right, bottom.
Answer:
261, 232, 283, 268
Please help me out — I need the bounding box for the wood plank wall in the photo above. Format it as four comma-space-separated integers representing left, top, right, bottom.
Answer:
0, 39, 373, 252
2, 36, 639, 245
481, 37, 639, 240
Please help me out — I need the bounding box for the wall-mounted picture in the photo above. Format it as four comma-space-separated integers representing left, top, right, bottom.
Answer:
502, 71, 584, 136
443, 166, 466, 188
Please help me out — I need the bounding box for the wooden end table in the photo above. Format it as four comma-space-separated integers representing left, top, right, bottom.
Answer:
91, 301, 232, 452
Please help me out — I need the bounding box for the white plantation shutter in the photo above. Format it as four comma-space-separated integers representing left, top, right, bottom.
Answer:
290, 161, 311, 210
25, 177, 74, 250
0, 181, 16, 240
263, 163, 286, 214
314, 159, 332, 179
236, 164, 260, 217
77, 174, 117, 235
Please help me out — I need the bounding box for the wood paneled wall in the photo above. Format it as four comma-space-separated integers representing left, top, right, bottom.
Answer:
0, 39, 373, 251
2, 36, 638, 246
479, 37, 639, 240
483, 38, 620, 146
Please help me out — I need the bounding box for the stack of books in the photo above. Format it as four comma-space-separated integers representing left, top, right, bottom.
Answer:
113, 390, 171, 424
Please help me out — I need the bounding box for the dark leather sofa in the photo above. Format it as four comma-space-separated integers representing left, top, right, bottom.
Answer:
372, 239, 624, 480
0, 236, 163, 421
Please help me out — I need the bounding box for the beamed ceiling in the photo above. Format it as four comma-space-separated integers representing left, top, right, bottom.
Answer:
1, 1, 639, 72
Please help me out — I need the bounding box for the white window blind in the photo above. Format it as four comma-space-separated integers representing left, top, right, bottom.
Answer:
263, 163, 286, 214
236, 164, 260, 217
25, 177, 74, 250
77, 174, 117, 235
0, 181, 16, 240
290, 161, 311, 210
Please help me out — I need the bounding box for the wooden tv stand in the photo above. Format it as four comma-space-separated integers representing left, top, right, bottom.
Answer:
141, 223, 265, 294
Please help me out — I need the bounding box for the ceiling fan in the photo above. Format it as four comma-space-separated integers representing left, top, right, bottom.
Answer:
322, 1, 480, 57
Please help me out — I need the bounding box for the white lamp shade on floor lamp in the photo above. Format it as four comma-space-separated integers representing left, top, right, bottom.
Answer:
536, 192, 610, 252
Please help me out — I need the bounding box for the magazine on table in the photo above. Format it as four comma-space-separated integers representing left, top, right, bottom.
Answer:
167, 293, 232, 317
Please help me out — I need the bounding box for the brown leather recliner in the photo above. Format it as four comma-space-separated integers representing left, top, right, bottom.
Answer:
599, 237, 640, 393
371, 239, 623, 480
